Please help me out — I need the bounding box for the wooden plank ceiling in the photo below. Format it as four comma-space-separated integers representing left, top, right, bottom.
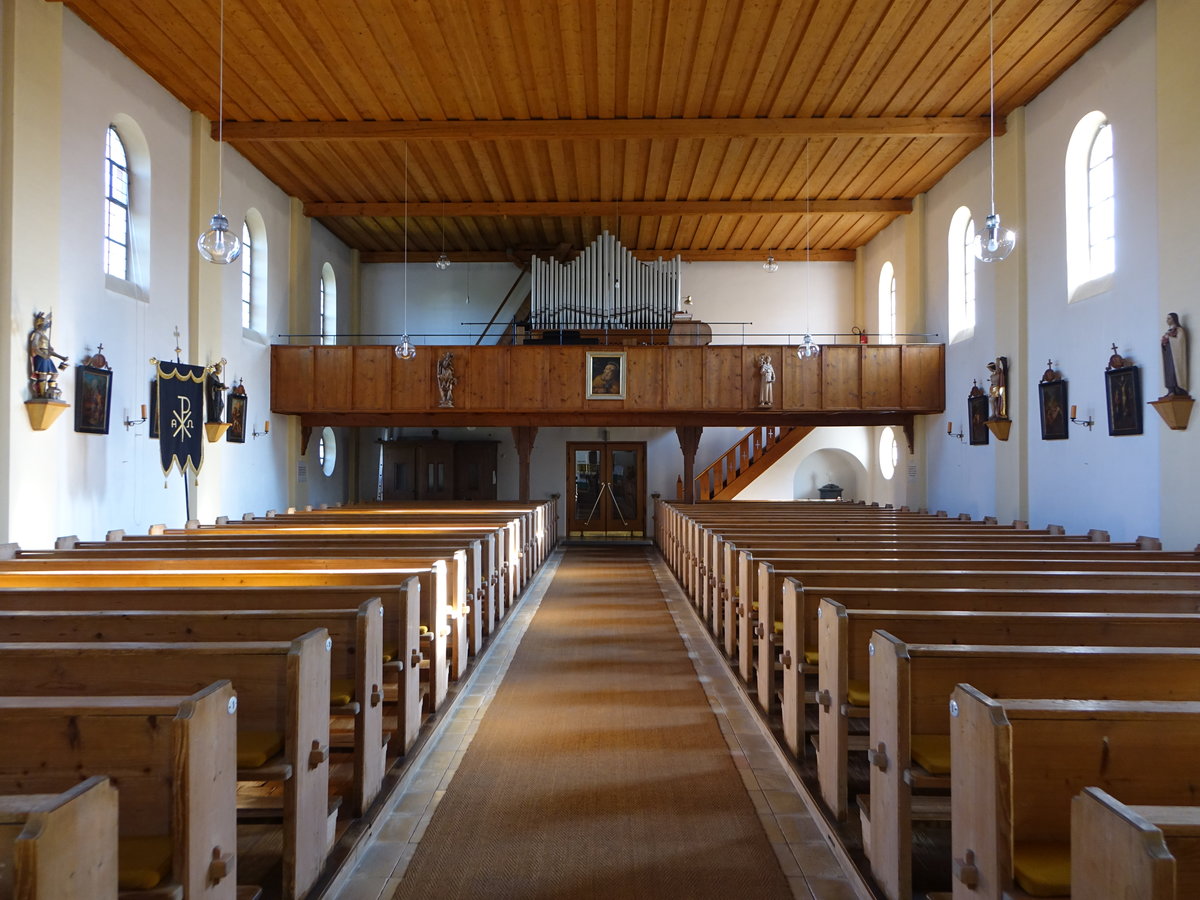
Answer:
57, 0, 1145, 264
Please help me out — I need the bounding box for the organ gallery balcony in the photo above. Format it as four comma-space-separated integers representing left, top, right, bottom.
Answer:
270, 342, 945, 431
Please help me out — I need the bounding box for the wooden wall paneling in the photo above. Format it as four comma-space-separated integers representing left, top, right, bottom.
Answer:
352, 347, 393, 410
543, 346, 580, 409
270, 346, 314, 412
313, 347, 354, 411
782, 348, 824, 409
704, 347, 744, 409
466, 348, 507, 410
625, 347, 663, 409
861, 345, 903, 408
390, 346, 432, 410
901, 344, 946, 410
822, 345, 863, 409
507, 347, 547, 409
664, 348, 703, 410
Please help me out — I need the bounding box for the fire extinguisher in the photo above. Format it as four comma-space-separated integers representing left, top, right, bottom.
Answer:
852, 326, 868, 344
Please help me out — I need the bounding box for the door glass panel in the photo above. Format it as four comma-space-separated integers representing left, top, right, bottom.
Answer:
574, 450, 601, 527
608, 449, 639, 530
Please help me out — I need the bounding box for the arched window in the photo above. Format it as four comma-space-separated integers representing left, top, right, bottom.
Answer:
947, 206, 976, 343
1066, 112, 1115, 302
878, 261, 897, 343
320, 263, 337, 346
241, 209, 267, 336
879, 426, 898, 481
241, 221, 253, 329
103, 126, 130, 280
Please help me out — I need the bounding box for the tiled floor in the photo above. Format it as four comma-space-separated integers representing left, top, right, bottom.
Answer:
327, 547, 859, 900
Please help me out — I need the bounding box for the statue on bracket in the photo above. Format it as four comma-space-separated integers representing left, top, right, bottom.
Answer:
437, 351, 458, 407
1149, 313, 1193, 430
984, 356, 1011, 441
28, 311, 68, 401
757, 354, 775, 408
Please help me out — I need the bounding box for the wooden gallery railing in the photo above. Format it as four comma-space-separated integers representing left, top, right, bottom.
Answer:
270, 343, 945, 429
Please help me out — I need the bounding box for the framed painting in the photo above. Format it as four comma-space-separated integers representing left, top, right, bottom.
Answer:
586, 351, 626, 400
1105, 366, 1143, 436
967, 393, 990, 445
1038, 380, 1069, 440
74, 365, 112, 435
226, 391, 247, 443
148, 378, 159, 439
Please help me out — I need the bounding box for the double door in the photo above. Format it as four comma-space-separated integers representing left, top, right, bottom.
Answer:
566, 442, 646, 538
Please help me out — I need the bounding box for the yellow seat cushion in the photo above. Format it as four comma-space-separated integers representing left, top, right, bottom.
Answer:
117, 835, 173, 891
909, 733, 951, 775
330, 678, 355, 707
419, 625, 429, 635
382, 644, 398, 663
774, 620, 784, 635
803, 650, 820, 666
846, 679, 870, 707
1013, 841, 1071, 897
237, 730, 284, 768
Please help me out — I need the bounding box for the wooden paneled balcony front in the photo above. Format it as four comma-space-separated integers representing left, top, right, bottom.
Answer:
271, 343, 945, 432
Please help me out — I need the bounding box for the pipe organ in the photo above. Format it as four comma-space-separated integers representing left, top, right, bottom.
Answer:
530, 231, 681, 332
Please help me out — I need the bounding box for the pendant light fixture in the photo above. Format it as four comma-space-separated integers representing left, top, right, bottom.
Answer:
435, 200, 451, 270
973, 0, 1016, 262
763, 255, 779, 273
196, 0, 242, 265
394, 143, 417, 361
798, 140, 820, 359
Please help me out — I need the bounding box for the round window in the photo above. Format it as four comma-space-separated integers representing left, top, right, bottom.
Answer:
879, 427, 898, 480
320, 426, 337, 477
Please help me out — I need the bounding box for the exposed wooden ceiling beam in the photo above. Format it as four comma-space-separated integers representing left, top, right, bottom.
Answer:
221, 116, 1002, 142
362, 248, 858, 264
308, 199, 912, 217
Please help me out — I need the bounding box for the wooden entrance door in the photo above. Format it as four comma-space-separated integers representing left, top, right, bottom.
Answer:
566, 442, 647, 538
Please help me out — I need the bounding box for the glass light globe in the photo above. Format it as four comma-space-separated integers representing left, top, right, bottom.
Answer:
972, 213, 1016, 262
394, 335, 417, 360
436, 253, 451, 270
796, 334, 821, 359
197, 213, 243, 264
763, 256, 779, 273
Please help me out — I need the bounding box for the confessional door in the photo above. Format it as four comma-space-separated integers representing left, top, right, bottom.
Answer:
566, 442, 646, 539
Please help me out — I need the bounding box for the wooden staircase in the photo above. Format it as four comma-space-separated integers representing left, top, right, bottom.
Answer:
693, 425, 814, 501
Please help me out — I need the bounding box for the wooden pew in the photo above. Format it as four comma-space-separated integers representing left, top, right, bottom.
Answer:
749, 561, 1200, 715
0, 604, 384, 818
869, 638, 1200, 900
815, 602, 1200, 820
0, 634, 330, 900
950, 687, 1200, 900
0, 581, 426, 757
0, 561, 449, 715
0, 777, 118, 899
1071, 787, 1200, 900
0, 552, 471, 685
0, 683, 237, 899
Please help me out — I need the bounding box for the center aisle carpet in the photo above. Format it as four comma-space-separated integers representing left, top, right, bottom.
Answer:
392, 546, 792, 899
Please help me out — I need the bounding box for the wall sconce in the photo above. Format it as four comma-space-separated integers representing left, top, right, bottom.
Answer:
1069, 405, 1094, 430
124, 404, 148, 430
252, 420, 270, 439
946, 421, 964, 442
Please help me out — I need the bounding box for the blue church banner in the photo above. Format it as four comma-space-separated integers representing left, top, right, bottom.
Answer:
155, 361, 206, 477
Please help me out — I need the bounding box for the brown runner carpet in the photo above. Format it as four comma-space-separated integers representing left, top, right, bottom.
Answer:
392, 546, 792, 900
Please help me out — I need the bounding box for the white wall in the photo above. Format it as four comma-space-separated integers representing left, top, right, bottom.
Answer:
901, 3, 1181, 540
0, 4, 339, 544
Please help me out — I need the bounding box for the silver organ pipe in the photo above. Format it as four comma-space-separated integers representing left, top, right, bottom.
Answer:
529, 230, 679, 333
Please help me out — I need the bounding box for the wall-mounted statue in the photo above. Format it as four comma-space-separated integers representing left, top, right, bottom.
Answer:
437, 351, 457, 407
1161, 312, 1189, 399
757, 354, 775, 407
206, 359, 227, 423
986, 356, 1008, 419
28, 311, 68, 400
